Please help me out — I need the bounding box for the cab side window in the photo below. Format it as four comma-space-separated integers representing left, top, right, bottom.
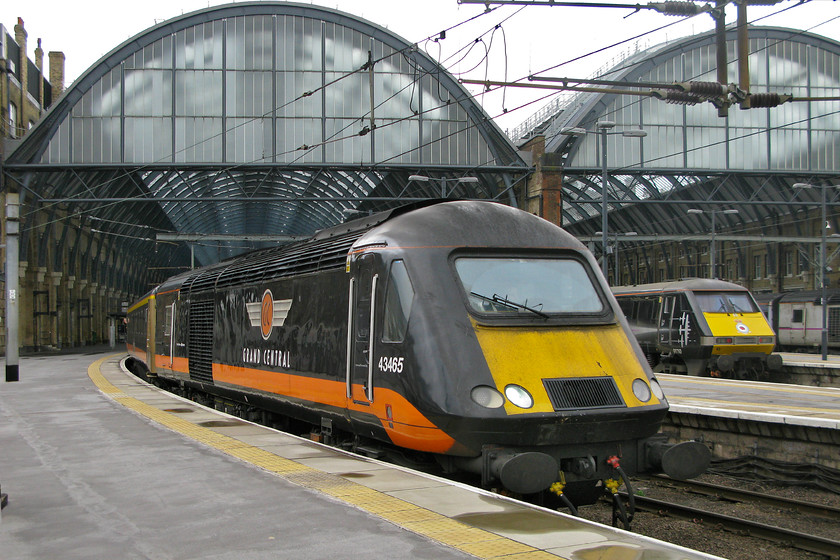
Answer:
383, 260, 414, 343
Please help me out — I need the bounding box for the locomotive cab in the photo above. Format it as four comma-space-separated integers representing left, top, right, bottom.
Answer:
346, 204, 708, 500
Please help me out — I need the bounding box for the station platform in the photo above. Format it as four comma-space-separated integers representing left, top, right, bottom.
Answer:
774, 351, 840, 387
659, 372, 840, 428
778, 351, 840, 369
658, 372, 840, 470
0, 349, 719, 560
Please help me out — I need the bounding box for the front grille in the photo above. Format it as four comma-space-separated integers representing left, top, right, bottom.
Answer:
188, 299, 214, 385
542, 377, 625, 411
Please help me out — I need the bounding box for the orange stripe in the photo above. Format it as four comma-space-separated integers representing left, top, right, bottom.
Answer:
155, 287, 181, 297
213, 362, 455, 454
154, 354, 189, 374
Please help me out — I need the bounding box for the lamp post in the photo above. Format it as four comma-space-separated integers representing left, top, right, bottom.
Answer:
793, 182, 839, 361
561, 124, 646, 278
686, 208, 739, 279
595, 231, 637, 284
408, 175, 479, 198
597, 121, 615, 278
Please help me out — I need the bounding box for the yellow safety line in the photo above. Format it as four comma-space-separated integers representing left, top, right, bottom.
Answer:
88, 355, 567, 560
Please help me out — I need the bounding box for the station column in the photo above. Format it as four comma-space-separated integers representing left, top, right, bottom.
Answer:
6, 192, 20, 382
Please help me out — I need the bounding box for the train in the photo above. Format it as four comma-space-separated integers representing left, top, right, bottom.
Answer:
125, 199, 708, 505
612, 279, 783, 379
754, 290, 840, 352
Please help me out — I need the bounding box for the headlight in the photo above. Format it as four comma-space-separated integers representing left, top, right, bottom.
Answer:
504, 384, 534, 409
632, 378, 652, 402
471, 386, 504, 408
650, 378, 665, 400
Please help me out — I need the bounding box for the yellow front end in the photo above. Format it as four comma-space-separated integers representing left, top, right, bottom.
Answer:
703, 311, 776, 356
472, 320, 662, 414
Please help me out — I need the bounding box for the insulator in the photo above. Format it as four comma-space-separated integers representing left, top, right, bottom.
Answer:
748, 93, 788, 108
662, 91, 703, 105
686, 81, 726, 96
648, 1, 704, 16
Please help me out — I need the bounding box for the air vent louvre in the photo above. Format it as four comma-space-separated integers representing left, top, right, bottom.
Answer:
188, 299, 214, 384
213, 230, 365, 289
542, 377, 625, 410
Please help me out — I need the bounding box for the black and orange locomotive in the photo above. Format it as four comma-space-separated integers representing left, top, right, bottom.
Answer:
127, 200, 707, 504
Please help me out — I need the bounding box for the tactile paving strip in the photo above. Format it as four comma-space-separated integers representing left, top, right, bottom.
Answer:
88, 355, 561, 559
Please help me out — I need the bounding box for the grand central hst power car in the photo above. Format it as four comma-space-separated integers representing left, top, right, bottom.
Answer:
126, 200, 708, 504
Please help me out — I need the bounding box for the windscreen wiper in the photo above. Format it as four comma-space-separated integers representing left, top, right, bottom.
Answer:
480, 292, 548, 319
471, 291, 518, 311
498, 295, 549, 318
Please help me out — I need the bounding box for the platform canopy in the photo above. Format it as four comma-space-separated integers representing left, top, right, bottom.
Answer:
4, 2, 528, 280
513, 26, 840, 244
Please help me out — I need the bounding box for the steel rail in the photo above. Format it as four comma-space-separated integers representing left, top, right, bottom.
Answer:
624, 492, 840, 557
647, 475, 840, 522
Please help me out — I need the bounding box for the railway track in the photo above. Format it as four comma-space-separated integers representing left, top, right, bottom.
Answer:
623, 476, 840, 558
647, 475, 840, 521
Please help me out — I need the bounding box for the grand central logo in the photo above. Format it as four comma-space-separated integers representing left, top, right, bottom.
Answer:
243, 289, 294, 369
246, 289, 292, 340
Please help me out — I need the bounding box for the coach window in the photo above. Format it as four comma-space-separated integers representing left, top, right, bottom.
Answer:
383, 260, 414, 343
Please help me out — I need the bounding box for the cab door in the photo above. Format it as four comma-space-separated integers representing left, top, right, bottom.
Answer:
659, 293, 695, 350
346, 253, 378, 406
161, 301, 176, 370
658, 295, 679, 350
146, 296, 157, 374
789, 305, 807, 346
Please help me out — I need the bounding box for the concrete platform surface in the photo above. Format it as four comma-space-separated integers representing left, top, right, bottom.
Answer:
0, 349, 720, 559
660, 373, 840, 428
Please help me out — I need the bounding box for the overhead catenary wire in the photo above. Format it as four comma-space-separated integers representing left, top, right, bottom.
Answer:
511, 2, 837, 135
469, 0, 834, 123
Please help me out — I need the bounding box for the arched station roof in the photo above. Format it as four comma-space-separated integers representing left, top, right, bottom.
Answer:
518, 26, 840, 244
5, 2, 527, 274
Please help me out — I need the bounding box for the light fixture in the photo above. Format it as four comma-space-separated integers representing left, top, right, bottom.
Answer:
632, 379, 652, 403
560, 127, 586, 136
470, 386, 504, 409
504, 385, 534, 409
621, 129, 647, 138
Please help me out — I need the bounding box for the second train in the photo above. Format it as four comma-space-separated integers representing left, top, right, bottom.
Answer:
613, 279, 783, 379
